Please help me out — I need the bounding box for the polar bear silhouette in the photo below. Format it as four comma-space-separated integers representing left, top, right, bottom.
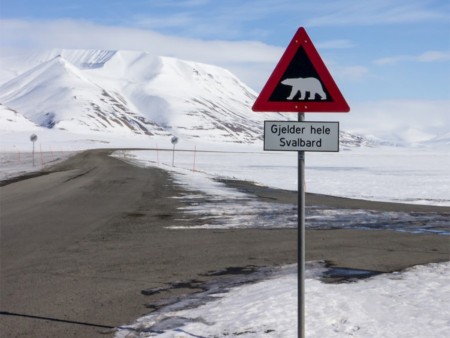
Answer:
281, 77, 327, 100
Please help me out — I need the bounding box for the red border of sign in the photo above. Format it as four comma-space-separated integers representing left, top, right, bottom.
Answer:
252, 27, 350, 113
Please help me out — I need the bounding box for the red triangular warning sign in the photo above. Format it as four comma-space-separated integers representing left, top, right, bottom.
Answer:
252, 27, 350, 113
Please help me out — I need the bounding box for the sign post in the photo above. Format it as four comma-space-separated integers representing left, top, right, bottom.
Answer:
297, 112, 306, 338
171, 136, 178, 167
252, 27, 349, 338
30, 134, 38, 167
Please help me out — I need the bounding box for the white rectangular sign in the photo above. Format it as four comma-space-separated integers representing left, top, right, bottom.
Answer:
264, 121, 339, 152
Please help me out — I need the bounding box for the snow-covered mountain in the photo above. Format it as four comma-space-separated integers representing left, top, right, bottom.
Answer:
0, 103, 39, 131
0, 49, 290, 143
422, 132, 450, 146
339, 131, 378, 148
0, 49, 386, 147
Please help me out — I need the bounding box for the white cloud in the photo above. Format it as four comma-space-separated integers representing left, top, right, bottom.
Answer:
124, 1, 290, 40
138, 0, 445, 41
306, 0, 447, 26
268, 99, 449, 142
0, 19, 281, 62
334, 65, 369, 82
132, 12, 194, 30
375, 51, 450, 65
316, 39, 355, 49
337, 99, 450, 143
417, 51, 450, 62
0, 19, 284, 90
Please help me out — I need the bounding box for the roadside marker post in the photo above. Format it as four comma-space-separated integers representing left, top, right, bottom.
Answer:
252, 27, 349, 338
30, 134, 38, 167
171, 136, 179, 167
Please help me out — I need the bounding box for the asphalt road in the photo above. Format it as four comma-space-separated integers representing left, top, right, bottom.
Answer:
1, 149, 449, 337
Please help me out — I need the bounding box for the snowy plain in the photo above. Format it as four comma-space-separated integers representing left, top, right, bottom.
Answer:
116, 143, 450, 207
1, 131, 450, 337
109, 145, 449, 338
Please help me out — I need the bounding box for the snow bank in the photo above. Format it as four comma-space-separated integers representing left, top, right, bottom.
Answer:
115, 262, 450, 338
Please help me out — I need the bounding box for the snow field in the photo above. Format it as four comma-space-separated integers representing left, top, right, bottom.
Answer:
111, 148, 450, 337
0, 150, 77, 181
120, 145, 450, 207
115, 262, 450, 338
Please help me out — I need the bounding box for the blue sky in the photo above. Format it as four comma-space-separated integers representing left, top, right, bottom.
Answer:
1, 0, 449, 140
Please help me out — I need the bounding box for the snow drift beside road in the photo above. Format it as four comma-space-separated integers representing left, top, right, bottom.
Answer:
115, 262, 450, 338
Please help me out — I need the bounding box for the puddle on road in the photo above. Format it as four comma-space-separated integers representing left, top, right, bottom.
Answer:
322, 266, 382, 283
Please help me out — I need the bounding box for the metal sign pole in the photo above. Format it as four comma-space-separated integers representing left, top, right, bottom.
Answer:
30, 134, 37, 167
171, 136, 178, 167
172, 144, 175, 167
298, 112, 305, 338
32, 141, 35, 167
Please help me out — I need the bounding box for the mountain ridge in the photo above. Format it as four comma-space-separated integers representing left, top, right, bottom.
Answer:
0, 49, 379, 147
1, 49, 290, 143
